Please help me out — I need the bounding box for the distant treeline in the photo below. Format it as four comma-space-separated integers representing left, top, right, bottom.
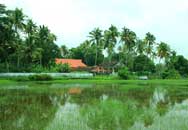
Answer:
1, 4, 188, 78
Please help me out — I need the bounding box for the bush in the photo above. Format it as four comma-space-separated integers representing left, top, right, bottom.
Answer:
161, 69, 181, 79
12, 76, 29, 81
31, 65, 50, 73
56, 63, 71, 73
0, 63, 6, 72
118, 67, 130, 80
28, 74, 53, 81
133, 55, 155, 74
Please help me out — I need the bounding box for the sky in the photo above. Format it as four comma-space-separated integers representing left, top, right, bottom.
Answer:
1, 0, 188, 57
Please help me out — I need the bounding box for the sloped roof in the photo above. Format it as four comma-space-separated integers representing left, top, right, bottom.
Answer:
55, 59, 87, 68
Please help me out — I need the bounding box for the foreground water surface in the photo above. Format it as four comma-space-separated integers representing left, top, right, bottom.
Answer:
0, 81, 188, 130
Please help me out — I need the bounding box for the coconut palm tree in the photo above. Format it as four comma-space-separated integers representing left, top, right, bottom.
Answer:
25, 19, 37, 36
89, 28, 103, 66
0, 4, 6, 15
104, 25, 119, 65
144, 32, 156, 58
60, 45, 69, 58
32, 48, 43, 66
136, 39, 145, 55
0, 5, 16, 72
36, 25, 60, 67
8, 8, 25, 68
157, 42, 170, 63
9, 8, 25, 34
24, 19, 38, 65
120, 27, 136, 66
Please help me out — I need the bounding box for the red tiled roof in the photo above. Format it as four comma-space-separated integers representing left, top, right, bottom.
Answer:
55, 58, 87, 68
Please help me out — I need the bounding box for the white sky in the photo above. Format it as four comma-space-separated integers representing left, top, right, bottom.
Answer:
1, 0, 188, 57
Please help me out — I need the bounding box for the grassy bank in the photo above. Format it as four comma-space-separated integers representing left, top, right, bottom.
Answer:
0, 77, 188, 86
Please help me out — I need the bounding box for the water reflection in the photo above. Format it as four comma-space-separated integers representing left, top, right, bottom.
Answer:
1, 83, 188, 130
129, 99, 188, 130
46, 102, 91, 130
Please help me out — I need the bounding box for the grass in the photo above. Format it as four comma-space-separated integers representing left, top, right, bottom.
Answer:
1, 76, 188, 85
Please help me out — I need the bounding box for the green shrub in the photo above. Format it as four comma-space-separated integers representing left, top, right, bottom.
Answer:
118, 67, 130, 80
162, 69, 181, 79
56, 63, 71, 73
133, 55, 156, 74
28, 74, 53, 81
12, 76, 29, 81
31, 66, 50, 73
0, 63, 6, 72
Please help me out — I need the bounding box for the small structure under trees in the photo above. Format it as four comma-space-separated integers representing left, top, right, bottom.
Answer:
55, 58, 87, 69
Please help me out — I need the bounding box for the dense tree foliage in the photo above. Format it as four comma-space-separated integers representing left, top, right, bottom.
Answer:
0, 5, 60, 72
133, 55, 155, 75
68, 41, 104, 66
1, 4, 188, 78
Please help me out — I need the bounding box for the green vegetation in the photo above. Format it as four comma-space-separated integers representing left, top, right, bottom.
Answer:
28, 74, 53, 81
56, 63, 71, 73
1, 4, 188, 79
162, 69, 181, 79
1, 2, 188, 130
0, 5, 60, 72
118, 67, 130, 79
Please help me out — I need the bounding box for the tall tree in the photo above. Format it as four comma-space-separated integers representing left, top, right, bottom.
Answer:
60, 45, 69, 58
0, 5, 16, 72
120, 27, 136, 66
157, 42, 170, 63
136, 39, 145, 55
144, 32, 156, 58
36, 25, 60, 67
24, 19, 37, 65
0, 4, 6, 15
104, 25, 119, 65
81, 40, 91, 64
89, 28, 103, 66
8, 8, 25, 68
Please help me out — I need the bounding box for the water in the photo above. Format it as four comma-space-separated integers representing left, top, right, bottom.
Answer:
0, 82, 188, 130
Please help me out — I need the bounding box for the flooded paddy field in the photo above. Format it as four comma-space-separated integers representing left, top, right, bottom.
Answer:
0, 80, 188, 130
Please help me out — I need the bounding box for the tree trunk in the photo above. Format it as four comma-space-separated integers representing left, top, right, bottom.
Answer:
109, 53, 112, 73
17, 55, 20, 68
126, 49, 130, 67
40, 58, 42, 67
5, 59, 9, 72
158, 58, 162, 78
95, 46, 98, 66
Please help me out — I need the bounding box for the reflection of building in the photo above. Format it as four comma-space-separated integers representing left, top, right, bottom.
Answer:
55, 59, 87, 69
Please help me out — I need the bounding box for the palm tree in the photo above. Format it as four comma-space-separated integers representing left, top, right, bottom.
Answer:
89, 28, 103, 66
0, 4, 6, 16
104, 25, 119, 65
79, 40, 91, 64
157, 42, 170, 63
120, 27, 136, 66
60, 45, 69, 58
8, 8, 25, 68
9, 8, 25, 34
36, 25, 59, 67
24, 19, 37, 65
32, 48, 43, 66
144, 32, 156, 58
0, 5, 16, 72
25, 19, 37, 36
136, 39, 145, 55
